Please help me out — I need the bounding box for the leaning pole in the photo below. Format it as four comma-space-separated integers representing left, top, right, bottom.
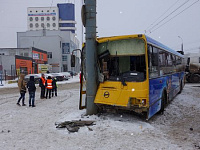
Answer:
85, 0, 98, 115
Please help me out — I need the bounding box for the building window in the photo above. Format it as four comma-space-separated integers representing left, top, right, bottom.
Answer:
47, 10, 49, 12
35, 17, 39, 21
41, 17, 44, 21
47, 52, 52, 59
62, 43, 70, 54
30, 11, 32, 13
29, 17, 33, 21
36, 10, 38, 12
62, 55, 67, 61
35, 23, 39, 28
47, 17, 50, 21
47, 23, 50, 27
53, 10, 55, 12
41, 23, 45, 28
41, 10, 43, 12
30, 23, 33, 28
24, 53, 29, 57
41, 54, 43, 60
52, 16, 56, 21
52, 23, 56, 27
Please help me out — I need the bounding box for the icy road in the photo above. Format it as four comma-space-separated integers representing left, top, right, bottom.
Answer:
0, 79, 199, 150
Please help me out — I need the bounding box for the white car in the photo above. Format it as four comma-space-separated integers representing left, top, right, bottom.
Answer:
60, 72, 71, 80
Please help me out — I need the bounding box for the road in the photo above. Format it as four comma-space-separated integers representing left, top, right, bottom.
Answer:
0, 82, 199, 150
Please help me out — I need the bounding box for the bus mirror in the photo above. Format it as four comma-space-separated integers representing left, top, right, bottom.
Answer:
71, 55, 75, 67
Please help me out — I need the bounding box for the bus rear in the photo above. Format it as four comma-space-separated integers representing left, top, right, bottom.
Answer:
94, 34, 149, 116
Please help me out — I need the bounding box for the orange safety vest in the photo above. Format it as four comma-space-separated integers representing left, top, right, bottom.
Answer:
41, 77, 46, 86
46, 79, 53, 89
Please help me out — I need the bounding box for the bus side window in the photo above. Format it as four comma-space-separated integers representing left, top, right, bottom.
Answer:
148, 45, 159, 78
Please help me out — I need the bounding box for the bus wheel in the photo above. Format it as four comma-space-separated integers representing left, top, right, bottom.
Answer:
178, 80, 183, 94
159, 92, 166, 114
191, 74, 200, 83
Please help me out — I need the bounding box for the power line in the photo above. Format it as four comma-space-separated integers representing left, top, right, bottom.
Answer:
149, 0, 199, 33
145, 0, 180, 33
147, 0, 190, 33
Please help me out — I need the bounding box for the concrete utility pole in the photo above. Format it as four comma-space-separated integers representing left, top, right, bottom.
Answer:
85, 0, 98, 115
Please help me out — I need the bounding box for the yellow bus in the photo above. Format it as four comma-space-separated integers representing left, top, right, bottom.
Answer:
81, 34, 185, 119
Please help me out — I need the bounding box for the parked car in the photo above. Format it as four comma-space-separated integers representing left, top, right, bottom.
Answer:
50, 73, 66, 81
44, 73, 54, 79
67, 71, 78, 77
25, 74, 41, 84
60, 72, 71, 80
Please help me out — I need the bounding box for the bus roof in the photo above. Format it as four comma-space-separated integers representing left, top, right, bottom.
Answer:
145, 35, 184, 58
96, 34, 184, 58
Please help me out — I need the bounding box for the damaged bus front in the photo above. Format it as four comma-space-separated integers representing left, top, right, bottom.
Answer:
94, 35, 149, 116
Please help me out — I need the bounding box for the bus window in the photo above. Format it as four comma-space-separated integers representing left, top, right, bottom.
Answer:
105, 55, 146, 82
166, 53, 172, 66
148, 45, 158, 78
159, 49, 166, 66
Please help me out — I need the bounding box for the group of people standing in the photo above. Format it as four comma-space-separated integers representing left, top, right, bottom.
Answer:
39, 74, 58, 99
17, 73, 58, 107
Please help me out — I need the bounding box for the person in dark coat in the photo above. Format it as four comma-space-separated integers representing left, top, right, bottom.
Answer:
39, 73, 46, 99
52, 77, 57, 97
17, 74, 27, 106
27, 76, 36, 107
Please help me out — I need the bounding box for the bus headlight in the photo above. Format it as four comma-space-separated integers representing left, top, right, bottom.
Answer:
141, 99, 146, 106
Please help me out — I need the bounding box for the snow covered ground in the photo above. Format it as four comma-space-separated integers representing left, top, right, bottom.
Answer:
0, 80, 199, 150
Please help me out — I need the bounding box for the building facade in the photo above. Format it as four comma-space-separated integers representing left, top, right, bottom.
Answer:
17, 30, 79, 73
24, 3, 80, 73
27, 7, 59, 31
0, 47, 47, 78
27, 4, 76, 33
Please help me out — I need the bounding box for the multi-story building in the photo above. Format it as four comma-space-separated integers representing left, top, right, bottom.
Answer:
27, 3, 76, 33
27, 7, 59, 31
21, 3, 80, 73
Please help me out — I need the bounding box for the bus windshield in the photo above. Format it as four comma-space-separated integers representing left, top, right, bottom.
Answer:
98, 38, 146, 82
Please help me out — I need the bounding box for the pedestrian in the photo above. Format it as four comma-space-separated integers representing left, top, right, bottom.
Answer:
27, 76, 36, 107
45, 76, 53, 99
70, 71, 73, 78
39, 73, 46, 99
17, 73, 27, 106
52, 77, 57, 97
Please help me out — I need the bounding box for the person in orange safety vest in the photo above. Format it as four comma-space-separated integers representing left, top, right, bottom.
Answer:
39, 73, 46, 99
45, 76, 53, 99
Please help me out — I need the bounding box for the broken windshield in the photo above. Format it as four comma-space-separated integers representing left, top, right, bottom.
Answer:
98, 38, 146, 82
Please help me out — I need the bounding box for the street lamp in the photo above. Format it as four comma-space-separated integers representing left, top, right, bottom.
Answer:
178, 36, 184, 52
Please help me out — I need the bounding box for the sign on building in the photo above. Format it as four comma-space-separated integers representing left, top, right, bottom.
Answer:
38, 64, 52, 73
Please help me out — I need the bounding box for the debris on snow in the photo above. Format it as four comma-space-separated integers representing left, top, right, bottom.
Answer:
55, 120, 95, 133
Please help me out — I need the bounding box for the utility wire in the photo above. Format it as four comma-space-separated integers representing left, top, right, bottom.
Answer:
148, 0, 190, 33
145, 0, 180, 33
150, 0, 199, 33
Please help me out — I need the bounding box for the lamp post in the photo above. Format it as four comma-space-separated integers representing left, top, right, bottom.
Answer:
178, 36, 184, 52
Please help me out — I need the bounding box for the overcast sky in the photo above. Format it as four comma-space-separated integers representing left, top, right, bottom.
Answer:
0, 0, 200, 54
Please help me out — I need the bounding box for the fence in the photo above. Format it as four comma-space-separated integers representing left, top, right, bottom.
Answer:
0, 69, 21, 81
